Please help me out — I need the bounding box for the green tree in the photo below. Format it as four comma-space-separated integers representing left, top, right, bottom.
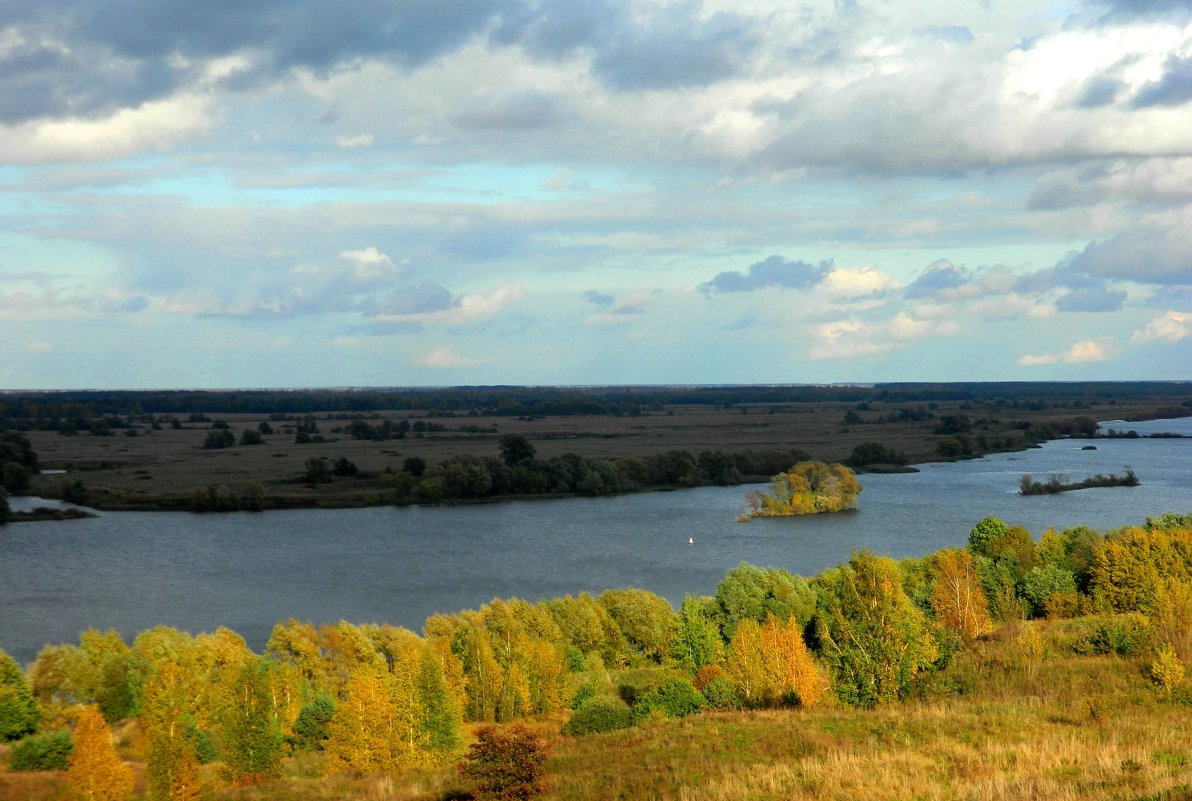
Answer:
815, 552, 940, 706
498, 434, 537, 467
217, 658, 284, 785
670, 595, 723, 674
968, 516, 1010, 559
0, 646, 39, 741
599, 589, 677, 665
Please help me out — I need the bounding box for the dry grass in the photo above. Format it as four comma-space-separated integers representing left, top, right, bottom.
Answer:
20, 395, 1175, 510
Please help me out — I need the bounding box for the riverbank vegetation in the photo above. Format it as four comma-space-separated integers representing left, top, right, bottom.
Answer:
740, 461, 861, 519
2, 384, 1188, 512
1019, 468, 1140, 495
2, 512, 1190, 800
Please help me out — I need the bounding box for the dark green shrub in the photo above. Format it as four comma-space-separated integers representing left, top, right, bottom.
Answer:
631, 679, 705, 723
569, 682, 598, 710
700, 676, 740, 710
1074, 614, 1152, 656
8, 731, 72, 770
290, 694, 336, 751
562, 698, 634, 736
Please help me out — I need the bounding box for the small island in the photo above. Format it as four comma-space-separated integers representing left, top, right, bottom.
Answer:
1018, 468, 1139, 496
740, 461, 861, 520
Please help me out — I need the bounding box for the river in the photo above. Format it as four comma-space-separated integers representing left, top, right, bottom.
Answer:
2, 417, 1189, 665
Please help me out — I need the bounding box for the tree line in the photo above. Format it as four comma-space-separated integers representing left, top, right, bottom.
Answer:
2, 511, 1189, 797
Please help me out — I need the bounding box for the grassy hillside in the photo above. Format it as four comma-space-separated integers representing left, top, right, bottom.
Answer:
3, 617, 1189, 801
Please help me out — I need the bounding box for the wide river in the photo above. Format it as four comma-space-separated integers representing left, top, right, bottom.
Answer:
2, 417, 1190, 665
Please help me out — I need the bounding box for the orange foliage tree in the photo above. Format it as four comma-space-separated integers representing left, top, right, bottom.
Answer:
64, 705, 134, 801
930, 549, 993, 640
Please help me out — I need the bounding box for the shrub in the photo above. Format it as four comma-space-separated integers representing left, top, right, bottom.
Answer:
1073, 614, 1152, 656
459, 724, 549, 800
9, 730, 73, 770
290, 694, 336, 751
631, 679, 705, 723
1150, 643, 1186, 697
562, 698, 634, 736
700, 676, 740, 710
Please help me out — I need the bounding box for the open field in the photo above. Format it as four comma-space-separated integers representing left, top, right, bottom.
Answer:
14, 390, 1190, 510
2, 619, 1189, 801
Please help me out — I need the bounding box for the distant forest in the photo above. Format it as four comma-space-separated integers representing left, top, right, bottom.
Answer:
3, 381, 1191, 419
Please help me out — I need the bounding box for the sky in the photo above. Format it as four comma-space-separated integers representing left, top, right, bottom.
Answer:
2, 0, 1191, 389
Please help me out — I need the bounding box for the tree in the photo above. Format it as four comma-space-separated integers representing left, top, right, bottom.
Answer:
201, 430, 235, 450
0, 646, 39, 741
743, 461, 860, 517
64, 705, 135, 801
0, 486, 9, 525
929, 549, 993, 640
239, 430, 263, 446
498, 434, 537, 467
460, 724, 549, 801
302, 458, 332, 484
968, 516, 1010, 559
714, 563, 816, 639
814, 552, 939, 706
670, 595, 723, 675
724, 615, 824, 708
217, 659, 283, 785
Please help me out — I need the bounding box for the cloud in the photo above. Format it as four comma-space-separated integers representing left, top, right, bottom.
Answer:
1065, 221, 1192, 285
1055, 287, 1128, 312
338, 247, 400, 282
904, 260, 971, 298
1131, 310, 1191, 343
808, 312, 956, 359
821, 266, 897, 298
1132, 55, 1192, 107
28, 340, 53, 352
450, 91, 564, 130
584, 292, 652, 326
1017, 339, 1116, 366
917, 26, 974, 45
582, 290, 614, 308
415, 346, 485, 368
372, 282, 525, 326
700, 256, 832, 296
335, 133, 374, 148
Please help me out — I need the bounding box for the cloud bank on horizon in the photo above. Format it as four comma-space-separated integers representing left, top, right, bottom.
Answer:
1, 0, 1190, 387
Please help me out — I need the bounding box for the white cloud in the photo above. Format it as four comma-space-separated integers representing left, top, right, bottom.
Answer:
28, 340, 53, 352
1017, 338, 1116, 366
335, 133, 375, 148
338, 247, 400, 282
416, 346, 484, 368
0, 94, 213, 164
822, 266, 897, 297
1131, 311, 1191, 344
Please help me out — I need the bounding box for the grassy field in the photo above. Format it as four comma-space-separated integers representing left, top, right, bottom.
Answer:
19, 393, 1183, 511
3, 620, 1189, 801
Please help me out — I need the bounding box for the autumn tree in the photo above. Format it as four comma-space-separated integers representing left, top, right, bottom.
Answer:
743, 461, 861, 518
724, 615, 824, 708
930, 549, 993, 640
814, 551, 939, 706
0, 646, 39, 741
713, 563, 817, 639
599, 589, 677, 665
64, 705, 134, 801
460, 724, 550, 801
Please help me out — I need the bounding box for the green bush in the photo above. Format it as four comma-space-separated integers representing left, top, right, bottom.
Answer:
562, 698, 635, 736
1073, 614, 1152, 656
8, 731, 72, 771
700, 676, 740, 710
631, 679, 705, 723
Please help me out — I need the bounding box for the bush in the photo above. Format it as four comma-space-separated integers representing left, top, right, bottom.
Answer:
631, 679, 705, 723
9, 731, 73, 770
459, 724, 549, 800
562, 698, 635, 736
1073, 614, 1152, 656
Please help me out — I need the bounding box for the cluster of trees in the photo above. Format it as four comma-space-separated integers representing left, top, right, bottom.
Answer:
1, 431, 39, 493
1018, 468, 1139, 495
3, 512, 1190, 794
394, 436, 811, 503
742, 461, 861, 518
6, 383, 1189, 423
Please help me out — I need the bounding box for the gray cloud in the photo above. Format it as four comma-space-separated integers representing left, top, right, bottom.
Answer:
370, 282, 453, 316
1132, 56, 1192, 107
904, 259, 970, 298
582, 290, 614, 307
1055, 287, 1127, 312
700, 255, 832, 296
1066, 229, 1192, 284
450, 91, 564, 130
1076, 77, 1122, 108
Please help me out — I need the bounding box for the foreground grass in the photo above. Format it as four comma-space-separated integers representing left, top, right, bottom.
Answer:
3, 621, 1190, 801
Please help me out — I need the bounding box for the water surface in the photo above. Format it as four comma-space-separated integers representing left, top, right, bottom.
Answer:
2, 417, 1189, 664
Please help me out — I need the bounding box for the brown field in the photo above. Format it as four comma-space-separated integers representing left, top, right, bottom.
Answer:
20, 394, 1182, 511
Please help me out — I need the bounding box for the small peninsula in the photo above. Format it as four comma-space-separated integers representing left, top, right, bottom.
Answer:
1018, 468, 1139, 496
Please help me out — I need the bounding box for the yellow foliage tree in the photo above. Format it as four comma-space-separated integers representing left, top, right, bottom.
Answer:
725, 615, 825, 708
743, 461, 861, 519
930, 549, 993, 640
64, 705, 134, 801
